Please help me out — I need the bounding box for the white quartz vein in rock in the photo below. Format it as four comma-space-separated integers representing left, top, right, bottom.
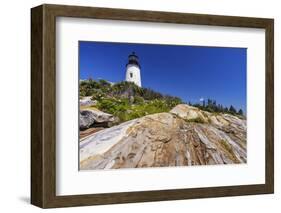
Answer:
80, 119, 137, 162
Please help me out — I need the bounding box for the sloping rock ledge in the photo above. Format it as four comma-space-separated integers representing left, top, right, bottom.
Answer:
80, 104, 246, 170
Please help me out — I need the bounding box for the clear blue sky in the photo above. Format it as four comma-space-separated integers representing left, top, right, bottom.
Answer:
79, 41, 246, 112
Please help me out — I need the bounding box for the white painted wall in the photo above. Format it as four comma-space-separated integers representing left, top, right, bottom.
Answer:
126, 64, 142, 87
0, 0, 280, 212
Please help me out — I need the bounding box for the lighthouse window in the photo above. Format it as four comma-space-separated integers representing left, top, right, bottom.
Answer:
130, 73, 133, 78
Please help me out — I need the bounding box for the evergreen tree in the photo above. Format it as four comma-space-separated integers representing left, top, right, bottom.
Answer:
238, 109, 243, 115
207, 99, 212, 107
224, 107, 229, 113
229, 105, 237, 114
213, 100, 216, 107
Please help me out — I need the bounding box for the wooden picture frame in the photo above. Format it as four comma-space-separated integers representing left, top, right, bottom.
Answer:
31, 4, 274, 208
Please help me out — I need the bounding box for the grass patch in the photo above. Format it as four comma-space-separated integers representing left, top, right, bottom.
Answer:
96, 97, 172, 123
219, 139, 240, 163
80, 105, 99, 111
185, 117, 205, 123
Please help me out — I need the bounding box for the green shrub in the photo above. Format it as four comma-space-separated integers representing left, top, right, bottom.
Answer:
133, 96, 144, 104
95, 97, 174, 123
80, 79, 184, 123
91, 90, 105, 101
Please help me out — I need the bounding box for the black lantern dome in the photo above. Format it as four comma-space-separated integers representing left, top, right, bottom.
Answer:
126, 51, 140, 68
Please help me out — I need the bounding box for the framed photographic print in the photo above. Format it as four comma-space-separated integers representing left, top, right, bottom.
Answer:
31, 4, 274, 208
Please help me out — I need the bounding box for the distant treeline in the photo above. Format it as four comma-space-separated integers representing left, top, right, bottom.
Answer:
189, 99, 244, 116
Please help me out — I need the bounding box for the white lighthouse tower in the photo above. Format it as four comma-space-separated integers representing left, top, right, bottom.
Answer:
125, 52, 142, 87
